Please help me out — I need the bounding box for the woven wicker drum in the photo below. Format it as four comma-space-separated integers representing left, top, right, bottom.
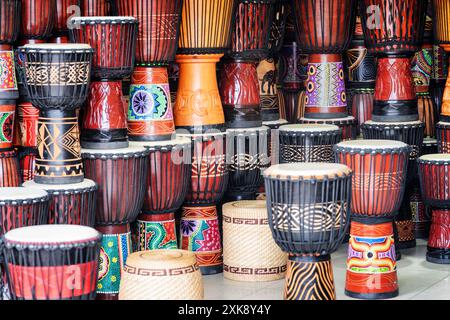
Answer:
118, 249, 203, 300
222, 200, 287, 282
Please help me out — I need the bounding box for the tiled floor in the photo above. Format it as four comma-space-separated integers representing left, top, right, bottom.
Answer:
203, 239, 450, 300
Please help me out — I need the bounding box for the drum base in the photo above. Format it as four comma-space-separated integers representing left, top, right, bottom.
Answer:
344, 289, 399, 300
372, 113, 419, 122
397, 239, 416, 250
129, 134, 173, 142
33, 175, 84, 185
303, 112, 348, 119
224, 191, 257, 202
426, 248, 450, 264
81, 140, 129, 149
200, 264, 224, 276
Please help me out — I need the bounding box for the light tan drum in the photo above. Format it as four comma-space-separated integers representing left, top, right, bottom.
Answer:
222, 200, 287, 282
118, 250, 203, 300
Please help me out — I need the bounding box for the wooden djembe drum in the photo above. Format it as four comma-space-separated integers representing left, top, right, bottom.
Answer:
418, 153, 450, 264
264, 163, 352, 300
117, 0, 182, 141
174, 0, 235, 133
70, 17, 138, 149
335, 139, 409, 299
53, 0, 80, 43
359, 0, 428, 122
81, 0, 117, 16
291, 0, 356, 119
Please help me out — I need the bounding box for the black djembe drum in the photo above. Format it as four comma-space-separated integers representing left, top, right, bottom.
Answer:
298, 116, 357, 141
264, 162, 352, 300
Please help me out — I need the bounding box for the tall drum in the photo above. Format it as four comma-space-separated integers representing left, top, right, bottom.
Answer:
264, 163, 352, 300
335, 139, 409, 299
20, 0, 55, 42
2, 225, 101, 300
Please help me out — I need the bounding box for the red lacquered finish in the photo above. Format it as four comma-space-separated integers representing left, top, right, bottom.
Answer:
0, 149, 20, 187
0, 0, 21, 45
55, 0, 80, 37
18, 147, 36, 182
17, 101, 39, 148
436, 122, 450, 153
375, 57, 416, 102
418, 154, 450, 206
81, 0, 116, 16
20, 0, 55, 40
428, 210, 450, 250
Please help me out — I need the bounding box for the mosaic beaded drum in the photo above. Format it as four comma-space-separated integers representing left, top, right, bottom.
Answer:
118, 250, 204, 300
436, 121, 450, 153
279, 124, 342, 163
20, 0, 55, 41
335, 139, 409, 299
222, 200, 287, 282
225, 126, 270, 201
23, 179, 97, 227
81, 146, 149, 299
18, 43, 93, 184
299, 116, 357, 141
418, 153, 450, 264
69, 17, 138, 149
2, 224, 101, 300
359, 0, 427, 121
179, 132, 228, 275
264, 163, 352, 300
130, 137, 191, 251
0, 150, 20, 187
0, 187, 49, 235
81, 0, 117, 16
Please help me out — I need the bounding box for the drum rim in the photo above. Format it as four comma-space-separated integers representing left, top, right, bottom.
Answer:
124, 249, 198, 271
263, 162, 352, 180
436, 121, 450, 128
0, 187, 49, 201
262, 119, 289, 126
19, 43, 94, 53
299, 116, 357, 124
69, 16, 138, 25
81, 146, 150, 158
226, 125, 270, 134
279, 123, 341, 133
129, 136, 192, 149
362, 120, 424, 128
418, 153, 450, 164
335, 139, 410, 152
22, 179, 98, 192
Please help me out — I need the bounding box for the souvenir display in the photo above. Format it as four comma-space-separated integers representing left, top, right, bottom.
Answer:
130, 137, 191, 251
69, 17, 138, 149
2, 224, 101, 300
264, 163, 352, 300
179, 132, 228, 275
278, 124, 342, 163
298, 116, 357, 141
222, 200, 287, 282
81, 146, 149, 300
225, 126, 270, 201
335, 139, 409, 299
18, 43, 93, 184
118, 250, 204, 300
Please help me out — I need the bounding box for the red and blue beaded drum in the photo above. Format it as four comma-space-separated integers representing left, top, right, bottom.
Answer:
18, 43, 93, 184
130, 137, 191, 251
359, 0, 427, 122
291, 0, 356, 119
0, 150, 20, 187
225, 126, 270, 201
117, 0, 183, 142
264, 163, 352, 300
81, 146, 148, 300
418, 153, 450, 264
278, 124, 342, 163
361, 120, 425, 249
436, 121, 450, 153
2, 224, 101, 300
69, 17, 138, 149
23, 179, 97, 227
179, 132, 228, 275
335, 139, 409, 299
298, 116, 357, 141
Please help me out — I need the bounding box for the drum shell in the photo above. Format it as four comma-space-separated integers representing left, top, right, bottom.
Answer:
0, 150, 21, 187
20, 0, 55, 40
298, 118, 357, 141
418, 160, 450, 207
18, 147, 36, 182
81, 0, 117, 16
267, 0, 288, 56
0, 0, 20, 45
17, 101, 39, 148
436, 122, 450, 153
55, 0, 80, 36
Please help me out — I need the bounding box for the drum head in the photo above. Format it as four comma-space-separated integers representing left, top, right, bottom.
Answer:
363, 120, 424, 127
23, 179, 97, 191
129, 136, 191, 149
279, 124, 340, 133
21, 43, 93, 53
335, 139, 409, 151
264, 162, 351, 180
125, 249, 197, 270
81, 146, 148, 156
0, 187, 48, 201
419, 153, 450, 163
70, 16, 137, 24
263, 119, 288, 127
4, 224, 101, 245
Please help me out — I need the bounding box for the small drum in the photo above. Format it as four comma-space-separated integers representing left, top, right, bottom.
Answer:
225, 126, 270, 201
0, 150, 20, 187
23, 179, 97, 227
264, 162, 352, 300
2, 224, 101, 300
436, 121, 450, 153
299, 116, 357, 141
0, 187, 49, 235
279, 124, 342, 163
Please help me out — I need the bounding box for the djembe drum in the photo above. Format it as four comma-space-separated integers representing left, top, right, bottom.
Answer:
264, 163, 352, 300
0, 150, 20, 186
335, 139, 409, 299
20, 0, 55, 42
436, 121, 450, 153
361, 120, 425, 249
18, 43, 93, 184
69, 17, 138, 149
278, 124, 342, 163
81, 146, 149, 300
418, 153, 450, 264
359, 0, 427, 122
298, 116, 357, 141
2, 224, 101, 300
81, 0, 117, 16
179, 132, 228, 275
130, 137, 191, 251
23, 179, 97, 226
225, 126, 270, 201
291, 0, 356, 119
117, 1, 182, 141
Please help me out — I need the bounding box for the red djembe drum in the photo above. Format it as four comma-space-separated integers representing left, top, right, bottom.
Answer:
20, 0, 55, 43
359, 0, 427, 122
179, 132, 228, 275
264, 163, 352, 300
436, 121, 450, 153
81, 0, 117, 16
335, 139, 409, 299
81, 146, 149, 300
130, 137, 191, 251
117, 0, 182, 141
219, 0, 274, 128
0, 150, 20, 187
69, 17, 138, 149
291, 0, 356, 119
418, 153, 450, 264
2, 225, 101, 300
